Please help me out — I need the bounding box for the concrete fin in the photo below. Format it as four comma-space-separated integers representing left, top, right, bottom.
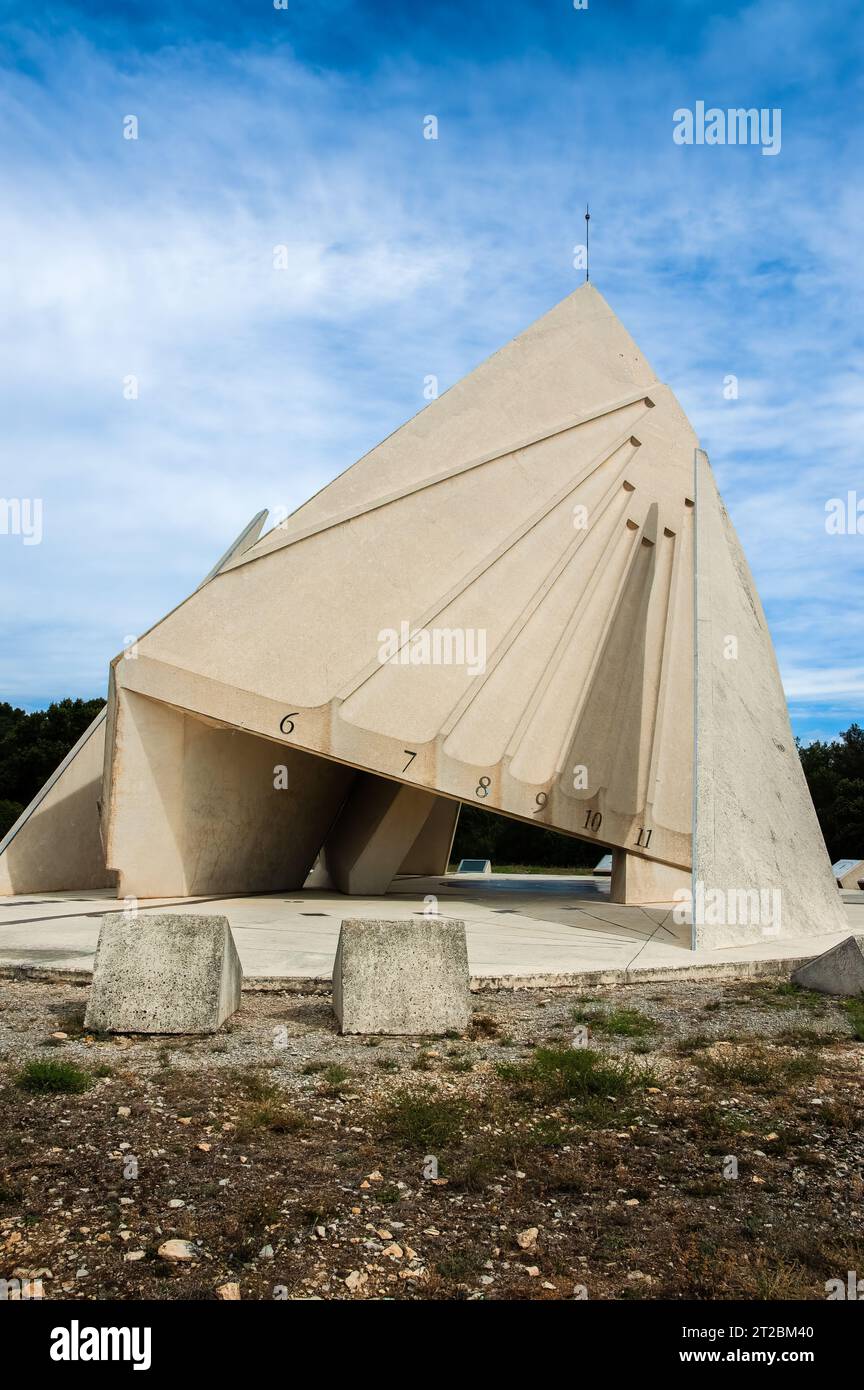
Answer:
693, 448, 847, 947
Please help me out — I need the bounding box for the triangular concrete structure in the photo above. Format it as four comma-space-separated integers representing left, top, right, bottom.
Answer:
791, 935, 864, 996
2, 286, 847, 949
103, 287, 697, 892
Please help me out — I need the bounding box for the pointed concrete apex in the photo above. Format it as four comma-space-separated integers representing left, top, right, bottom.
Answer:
84, 914, 243, 1033
791, 936, 864, 997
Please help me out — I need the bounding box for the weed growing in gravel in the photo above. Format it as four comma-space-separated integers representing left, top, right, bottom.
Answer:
374, 1056, 400, 1073
695, 1045, 821, 1091
230, 1068, 280, 1103
235, 1102, 306, 1138
675, 1034, 712, 1055
377, 1088, 466, 1148
498, 1045, 655, 1109
571, 1006, 659, 1038
318, 1064, 352, 1095
843, 998, 864, 1041
469, 1014, 500, 1039
16, 1059, 92, 1094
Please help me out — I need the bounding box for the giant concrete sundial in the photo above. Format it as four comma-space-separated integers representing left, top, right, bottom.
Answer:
0, 285, 846, 950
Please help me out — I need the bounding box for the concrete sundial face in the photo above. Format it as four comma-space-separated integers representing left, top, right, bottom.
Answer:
117, 285, 697, 871
0, 284, 850, 947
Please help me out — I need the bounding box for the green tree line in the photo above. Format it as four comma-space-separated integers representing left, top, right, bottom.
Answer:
1, 701, 862, 869
0, 699, 104, 837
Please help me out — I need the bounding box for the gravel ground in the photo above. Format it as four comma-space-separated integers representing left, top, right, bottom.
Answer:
0, 973, 862, 1301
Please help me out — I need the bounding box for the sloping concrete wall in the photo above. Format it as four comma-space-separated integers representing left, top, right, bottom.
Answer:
0, 708, 112, 895
325, 774, 440, 894
398, 796, 460, 876
693, 449, 847, 947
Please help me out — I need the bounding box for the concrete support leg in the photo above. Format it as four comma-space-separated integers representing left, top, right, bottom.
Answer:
103, 689, 354, 897
610, 849, 690, 905
325, 773, 440, 895
397, 796, 460, 876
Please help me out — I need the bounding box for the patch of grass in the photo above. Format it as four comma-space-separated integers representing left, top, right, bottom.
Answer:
775, 1027, 840, 1048
447, 1147, 502, 1192
376, 1184, 403, 1204
682, 1176, 729, 1198
498, 1045, 655, 1111
377, 1088, 466, 1148
318, 1064, 352, 1095
445, 1056, 473, 1073
230, 1068, 280, 1102
374, 1056, 400, 1073
571, 1006, 659, 1039
235, 1102, 306, 1138
433, 1247, 487, 1282
16, 1059, 93, 1094
843, 997, 864, 1041
528, 1152, 592, 1194
695, 1044, 820, 1092
675, 1034, 712, 1055
740, 982, 828, 1014
818, 1099, 862, 1131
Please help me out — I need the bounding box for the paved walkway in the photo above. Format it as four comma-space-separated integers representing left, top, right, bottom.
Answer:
1, 875, 861, 987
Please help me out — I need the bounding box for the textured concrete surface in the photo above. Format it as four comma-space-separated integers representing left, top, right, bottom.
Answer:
3, 877, 862, 988
326, 776, 439, 894
333, 917, 470, 1034
0, 709, 111, 896
610, 850, 688, 905
693, 449, 847, 948
105, 692, 354, 898
792, 935, 864, 997
83, 913, 242, 1033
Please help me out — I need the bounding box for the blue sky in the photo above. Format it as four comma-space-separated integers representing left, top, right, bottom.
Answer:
0, 0, 862, 743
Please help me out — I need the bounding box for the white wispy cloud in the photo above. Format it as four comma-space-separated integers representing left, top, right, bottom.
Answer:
0, 2, 861, 736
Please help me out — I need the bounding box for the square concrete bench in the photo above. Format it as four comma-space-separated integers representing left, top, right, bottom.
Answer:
333, 918, 470, 1035
84, 913, 242, 1034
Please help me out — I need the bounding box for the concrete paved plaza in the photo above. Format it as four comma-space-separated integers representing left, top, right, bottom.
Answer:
1, 874, 862, 988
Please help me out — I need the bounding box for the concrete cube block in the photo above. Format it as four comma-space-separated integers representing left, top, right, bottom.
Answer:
84, 913, 242, 1034
333, 918, 470, 1035
791, 935, 864, 997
